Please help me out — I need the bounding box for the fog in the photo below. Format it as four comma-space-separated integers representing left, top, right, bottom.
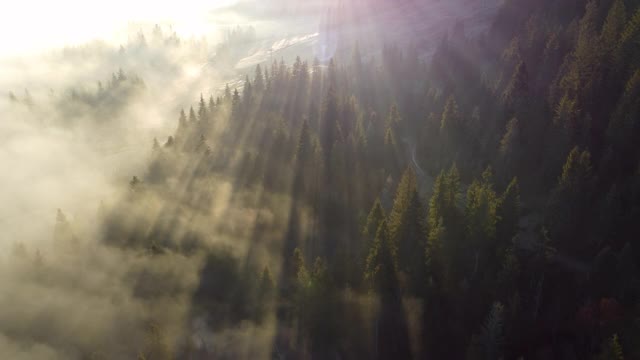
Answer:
0, 0, 501, 358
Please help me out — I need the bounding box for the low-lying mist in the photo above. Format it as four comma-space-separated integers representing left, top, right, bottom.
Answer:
0, 0, 504, 358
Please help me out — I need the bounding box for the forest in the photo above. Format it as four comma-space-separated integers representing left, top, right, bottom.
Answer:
3, 0, 640, 359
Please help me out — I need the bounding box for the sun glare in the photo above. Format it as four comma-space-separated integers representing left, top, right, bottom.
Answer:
0, 0, 238, 57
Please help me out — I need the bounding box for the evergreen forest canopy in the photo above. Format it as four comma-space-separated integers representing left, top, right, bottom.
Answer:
4, 0, 640, 358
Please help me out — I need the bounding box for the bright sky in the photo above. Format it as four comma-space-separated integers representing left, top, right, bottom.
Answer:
0, 0, 239, 57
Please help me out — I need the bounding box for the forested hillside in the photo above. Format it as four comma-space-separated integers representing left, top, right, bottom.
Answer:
6, 0, 640, 359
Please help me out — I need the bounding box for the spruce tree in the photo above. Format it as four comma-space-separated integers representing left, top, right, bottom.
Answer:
601, 0, 627, 54
188, 106, 197, 123
388, 167, 425, 293
496, 177, 520, 253
364, 220, 398, 295
198, 94, 207, 122
254, 64, 265, 93
548, 147, 594, 257
364, 199, 385, 240
208, 95, 215, 114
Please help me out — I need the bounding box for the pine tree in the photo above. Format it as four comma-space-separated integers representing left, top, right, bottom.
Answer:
547, 147, 594, 256
364, 220, 398, 294
465, 168, 499, 276
497, 177, 520, 252
386, 102, 402, 131
426, 217, 446, 285
364, 199, 385, 240
242, 75, 253, 105
293, 247, 309, 286
428, 170, 449, 231
466, 168, 498, 240
558, 146, 592, 191
428, 164, 461, 231
446, 164, 461, 217
293, 120, 312, 197
54, 209, 74, 243
208, 95, 216, 115
441, 96, 460, 131
164, 136, 174, 148
616, 6, 640, 74
389, 167, 419, 240
321, 87, 340, 160
388, 168, 425, 292
428, 164, 463, 282
601, 0, 627, 54
231, 89, 241, 119
195, 134, 207, 152
500, 117, 522, 177
254, 64, 265, 93
294, 120, 311, 166
383, 126, 399, 174
224, 83, 231, 102
557, 0, 603, 121
310, 57, 323, 102
440, 97, 463, 166
502, 61, 529, 110
607, 70, 640, 171
198, 94, 208, 122
188, 106, 197, 123
598, 334, 624, 360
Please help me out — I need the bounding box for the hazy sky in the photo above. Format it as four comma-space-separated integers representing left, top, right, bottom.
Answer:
0, 0, 240, 57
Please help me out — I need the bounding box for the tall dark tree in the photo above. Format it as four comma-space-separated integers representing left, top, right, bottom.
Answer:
198, 94, 208, 122
254, 64, 265, 93
547, 146, 594, 257
188, 106, 197, 123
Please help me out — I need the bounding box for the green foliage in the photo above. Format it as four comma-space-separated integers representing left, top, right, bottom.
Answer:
500, 117, 521, 157
441, 96, 461, 131
500, 117, 523, 181
602, 0, 627, 51
607, 70, 640, 158
363, 198, 385, 240
49, 1, 640, 357
386, 102, 402, 129
428, 164, 461, 232
599, 334, 624, 360
293, 247, 310, 286
497, 177, 520, 251
547, 147, 594, 256
502, 61, 529, 109
426, 217, 446, 285
188, 106, 197, 123
254, 64, 265, 93
465, 167, 499, 249
389, 167, 419, 240
558, 146, 593, 190
554, 94, 579, 131
198, 93, 208, 122
616, 7, 640, 74
387, 167, 425, 292
294, 119, 311, 166
364, 220, 398, 294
